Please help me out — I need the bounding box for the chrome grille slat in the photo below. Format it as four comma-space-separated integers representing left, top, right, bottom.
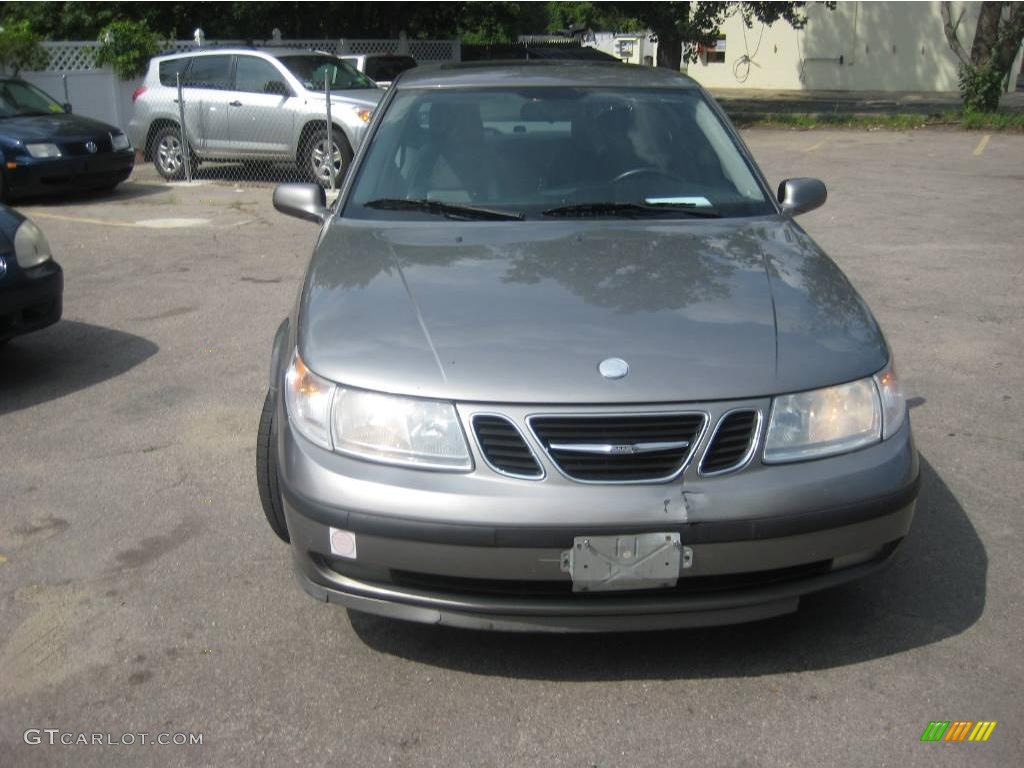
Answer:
472, 414, 544, 479
529, 412, 706, 483
699, 409, 760, 475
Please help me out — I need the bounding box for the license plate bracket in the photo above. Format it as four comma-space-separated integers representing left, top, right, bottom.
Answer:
560, 532, 692, 592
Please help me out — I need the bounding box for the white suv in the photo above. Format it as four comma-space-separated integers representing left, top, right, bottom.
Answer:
128, 48, 382, 185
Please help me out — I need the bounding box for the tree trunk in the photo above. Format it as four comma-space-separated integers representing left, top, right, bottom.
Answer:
655, 29, 683, 71
970, 2, 1004, 66
943, 1, 1024, 109
992, 3, 1024, 75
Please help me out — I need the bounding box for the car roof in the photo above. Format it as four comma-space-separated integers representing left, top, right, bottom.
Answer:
153, 47, 339, 62
395, 60, 699, 89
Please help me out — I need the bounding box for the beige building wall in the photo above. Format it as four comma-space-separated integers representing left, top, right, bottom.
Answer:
687, 1, 1024, 93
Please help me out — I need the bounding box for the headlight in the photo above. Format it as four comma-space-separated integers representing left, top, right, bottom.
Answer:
333, 389, 470, 470
25, 142, 62, 158
13, 218, 53, 268
284, 350, 335, 449
284, 350, 471, 470
351, 106, 373, 123
764, 377, 881, 463
873, 362, 906, 439
111, 132, 131, 151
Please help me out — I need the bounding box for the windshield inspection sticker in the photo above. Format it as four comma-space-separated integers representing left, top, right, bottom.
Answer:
644, 196, 713, 207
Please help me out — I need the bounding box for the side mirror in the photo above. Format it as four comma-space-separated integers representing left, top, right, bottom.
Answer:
63, 102, 72, 114
273, 183, 328, 224
777, 177, 827, 217
264, 80, 289, 96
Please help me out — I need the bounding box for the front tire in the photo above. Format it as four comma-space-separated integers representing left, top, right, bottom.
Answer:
257, 390, 290, 543
301, 128, 352, 188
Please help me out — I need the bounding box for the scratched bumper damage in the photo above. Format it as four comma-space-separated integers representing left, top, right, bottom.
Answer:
275, 394, 919, 632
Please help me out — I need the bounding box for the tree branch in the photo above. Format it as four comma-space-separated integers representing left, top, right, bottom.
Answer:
940, 1, 971, 66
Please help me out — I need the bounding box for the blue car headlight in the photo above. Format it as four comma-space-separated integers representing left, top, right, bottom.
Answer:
25, 143, 62, 159
13, 218, 53, 268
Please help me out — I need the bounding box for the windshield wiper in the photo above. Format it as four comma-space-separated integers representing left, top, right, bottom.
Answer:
363, 198, 525, 221
542, 202, 721, 219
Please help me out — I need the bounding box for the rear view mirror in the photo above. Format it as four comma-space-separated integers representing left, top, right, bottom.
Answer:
778, 178, 827, 216
273, 183, 327, 224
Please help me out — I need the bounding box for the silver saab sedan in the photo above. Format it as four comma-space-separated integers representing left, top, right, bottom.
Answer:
257, 61, 918, 632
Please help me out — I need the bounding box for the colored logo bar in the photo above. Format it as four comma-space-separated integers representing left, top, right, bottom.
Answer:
920, 721, 997, 742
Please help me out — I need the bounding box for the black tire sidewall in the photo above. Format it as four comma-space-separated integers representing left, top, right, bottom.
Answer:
257, 390, 290, 542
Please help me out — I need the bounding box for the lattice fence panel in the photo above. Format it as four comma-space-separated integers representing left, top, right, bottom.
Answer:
34, 39, 345, 73
408, 40, 458, 62
339, 39, 403, 56
39, 42, 99, 72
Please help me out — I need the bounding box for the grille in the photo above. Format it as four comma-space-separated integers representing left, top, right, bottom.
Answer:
61, 136, 113, 156
529, 413, 705, 482
388, 560, 833, 599
472, 415, 543, 479
700, 410, 759, 475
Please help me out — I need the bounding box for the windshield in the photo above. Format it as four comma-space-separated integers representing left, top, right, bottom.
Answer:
277, 55, 376, 91
0, 79, 65, 118
346, 86, 773, 220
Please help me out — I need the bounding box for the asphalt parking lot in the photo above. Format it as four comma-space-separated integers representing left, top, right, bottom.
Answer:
1, 128, 1022, 767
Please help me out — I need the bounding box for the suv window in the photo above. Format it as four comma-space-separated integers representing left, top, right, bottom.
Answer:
183, 55, 232, 89
364, 56, 417, 83
159, 58, 192, 87
234, 56, 288, 95
276, 55, 376, 91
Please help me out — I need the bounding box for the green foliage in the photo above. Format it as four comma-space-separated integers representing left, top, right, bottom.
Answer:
94, 19, 162, 79
455, 2, 550, 44
545, 3, 643, 35
0, 19, 48, 75
957, 63, 1004, 114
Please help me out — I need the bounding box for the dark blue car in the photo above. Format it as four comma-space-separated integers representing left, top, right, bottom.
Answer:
0, 77, 134, 202
0, 204, 62, 344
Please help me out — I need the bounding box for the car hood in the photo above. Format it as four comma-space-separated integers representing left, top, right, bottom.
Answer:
299, 217, 888, 404
311, 89, 382, 108
0, 112, 121, 141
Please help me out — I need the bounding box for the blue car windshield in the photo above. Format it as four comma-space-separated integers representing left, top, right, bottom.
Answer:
346, 86, 774, 219
0, 80, 64, 118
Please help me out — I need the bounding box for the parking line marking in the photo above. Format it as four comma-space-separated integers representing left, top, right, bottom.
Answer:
29, 211, 141, 228
26, 211, 245, 229
804, 139, 827, 153
973, 134, 990, 156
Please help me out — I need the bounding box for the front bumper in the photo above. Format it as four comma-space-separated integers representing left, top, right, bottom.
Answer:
0, 260, 63, 342
278, 392, 919, 631
5, 150, 134, 198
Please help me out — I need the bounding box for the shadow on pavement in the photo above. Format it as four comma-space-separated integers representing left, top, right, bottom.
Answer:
12, 180, 171, 208
189, 162, 309, 185
0, 320, 158, 415
350, 457, 985, 679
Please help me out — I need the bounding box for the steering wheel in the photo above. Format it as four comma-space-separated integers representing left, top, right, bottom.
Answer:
611, 167, 683, 185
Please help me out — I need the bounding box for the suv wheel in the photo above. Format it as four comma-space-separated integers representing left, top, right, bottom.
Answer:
256, 390, 290, 542
152, 125, 192, 181
302, 128, 352, 188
